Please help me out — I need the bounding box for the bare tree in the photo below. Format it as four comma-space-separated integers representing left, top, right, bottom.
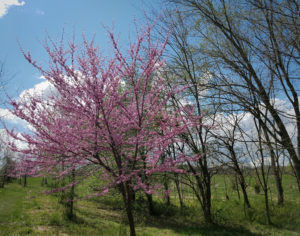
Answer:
166, 0, 300, 188
210, 110, 252, 208
158, 13, 217, 222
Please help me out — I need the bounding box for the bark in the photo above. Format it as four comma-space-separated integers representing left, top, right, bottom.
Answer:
229, 147, 251, 208
239, 175, 251, 208
195, 173, 212, 223
174, 174, 184, 208
264, 187, 272, 225
234, 174, 240, 200
23, 175, 27, 187
120, 183, 136, 236
263, 125, 284, 205
290, 160, 300, 193
41, 177, 48, 186
146, 193, 155, 215
67, 169, 75, 219
164, 174, 171, 205
0, 178, 4, 188
256, 119, 272, 225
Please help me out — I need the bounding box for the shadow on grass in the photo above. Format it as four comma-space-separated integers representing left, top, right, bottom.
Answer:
74, 203, 123, 226
73, 197, 260, 236
133, 198, 259, 235
146, 220, 260, 236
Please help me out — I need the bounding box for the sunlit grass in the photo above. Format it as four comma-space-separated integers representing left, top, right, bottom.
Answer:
0, 174, 299, 235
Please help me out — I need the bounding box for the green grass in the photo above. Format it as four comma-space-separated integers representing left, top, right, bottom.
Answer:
0, 174, 299, 235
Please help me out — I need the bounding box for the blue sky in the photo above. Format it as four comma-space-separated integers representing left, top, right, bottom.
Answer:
0, 0, 150, 99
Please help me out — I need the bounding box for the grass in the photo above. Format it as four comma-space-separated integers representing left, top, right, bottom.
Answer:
0, 174, 299, 235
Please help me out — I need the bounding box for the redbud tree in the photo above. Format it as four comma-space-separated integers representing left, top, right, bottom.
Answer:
7, 25, 199, 236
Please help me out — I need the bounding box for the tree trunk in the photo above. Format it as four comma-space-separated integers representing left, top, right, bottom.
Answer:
67, 169, 75, 219
146, 193, 155, 215
263, 127, 284, 205
264, 187, 272, 225
23, 175, 27, 187
195, 174, 212, 224
174, 174, 184, 208
272, 160, 284, 205
203, 188, 212, 224
234, 174, 240, 200
120, 183, 136, 236
229, 147, 251, 208
41, 177, 48, 186
0, 178, 4, 188
164, 174, 170, 205
224, 175, 229, 200
239, 175, 251, 208
289, 159, 300, 193
297, 178, 300, 193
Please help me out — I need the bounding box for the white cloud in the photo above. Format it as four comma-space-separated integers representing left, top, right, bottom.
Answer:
0, 107, 23, 124
0, 0, 25, 18
0, 76, 56, 130
19, 78, 55, 101
0, 128, 28, 160
0, 107, 30, 131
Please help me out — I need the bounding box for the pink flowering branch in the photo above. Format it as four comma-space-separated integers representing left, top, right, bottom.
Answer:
7, 24, 202, 236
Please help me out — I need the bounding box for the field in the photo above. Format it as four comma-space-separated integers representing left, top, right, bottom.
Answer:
0, 174, 300, 236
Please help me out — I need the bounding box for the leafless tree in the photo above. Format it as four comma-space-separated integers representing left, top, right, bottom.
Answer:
165, 0, 300, 190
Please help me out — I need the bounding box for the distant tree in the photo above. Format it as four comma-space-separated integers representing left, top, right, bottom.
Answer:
210, 110, 251, 208
0, 150, 15, 188
7, 25, 200, 236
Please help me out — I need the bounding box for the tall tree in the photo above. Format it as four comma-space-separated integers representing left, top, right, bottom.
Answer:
7, 25, 200, 236
166, 0, 300, 188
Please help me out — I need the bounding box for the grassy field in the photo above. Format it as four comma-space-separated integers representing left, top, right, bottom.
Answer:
0, 174, 299, 236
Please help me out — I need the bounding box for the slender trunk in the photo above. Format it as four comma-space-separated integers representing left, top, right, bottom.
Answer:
297, 178, 300, 193
263, 127, 284, 205
255, 117, 272, 224
23, 175, 27, 187
239, 175, 251, 208
143, 173, 154, 214
264, 187, 272, 225
235, 174, 240, 200
146, 193, 155, 215
0, 176, 4, 188
60, 161, 65, 204
272, 159, 284, 205
203, 185, 212, 224
174, 174, 184, 208
41, 177, 48, 186
224, 175, 229, 200
229, 147, 251, 207
69, 185, 74, 218
290, 160, 300, 193
164, 174, 170, 205
120, 183, 136, 236
67, 169, 75, 219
